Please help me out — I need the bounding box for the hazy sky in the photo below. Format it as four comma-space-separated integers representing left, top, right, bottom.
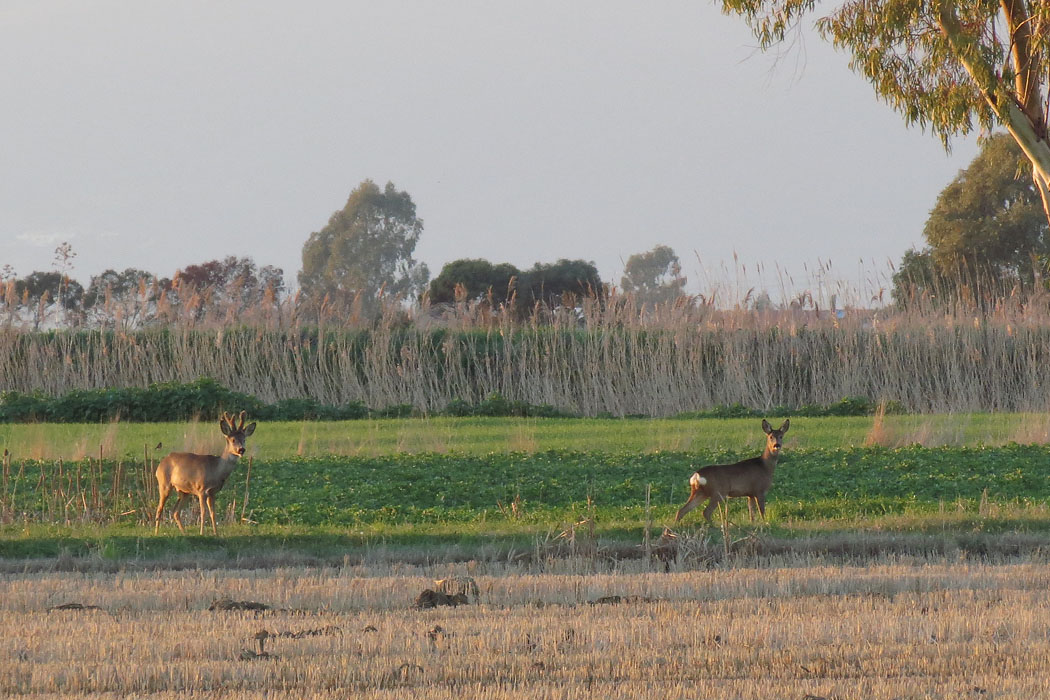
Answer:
1, 1, 979, 304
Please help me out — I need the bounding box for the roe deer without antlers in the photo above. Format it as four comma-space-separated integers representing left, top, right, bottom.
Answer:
154, 411, 256, 535
674, 419, 789, 525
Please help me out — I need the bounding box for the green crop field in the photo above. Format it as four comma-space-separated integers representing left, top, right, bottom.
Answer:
3, 415, 1050, 565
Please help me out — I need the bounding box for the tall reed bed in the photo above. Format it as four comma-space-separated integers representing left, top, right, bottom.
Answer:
4, 304, 1050, 415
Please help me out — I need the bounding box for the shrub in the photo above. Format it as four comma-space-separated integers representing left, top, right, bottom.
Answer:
373, 404, 418, 419
443, 399, 474, 417
0, 381, 897, 423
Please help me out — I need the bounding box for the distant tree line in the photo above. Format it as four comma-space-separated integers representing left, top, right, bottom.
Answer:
8, 130, 1049, 329
1, 255, 285, 330
0, 179, 693, 330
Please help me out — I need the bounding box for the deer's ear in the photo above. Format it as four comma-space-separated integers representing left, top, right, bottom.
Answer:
219, 417, 232, 436
762, 419, 772, 434
780, 419, 790, 433
244, 422, 257, 437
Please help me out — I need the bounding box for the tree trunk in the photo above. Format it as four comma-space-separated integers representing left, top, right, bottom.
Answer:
938, 2, 1050, 225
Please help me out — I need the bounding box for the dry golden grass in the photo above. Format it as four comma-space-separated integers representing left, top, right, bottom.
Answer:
1006, 412, 1050, 446
509, 422, 539, 453
12, 412, 1050, 465
3, 560, 1050, 698
68, 422, 120, 462
394, 418, 455, 454
861, 413, 1026, 449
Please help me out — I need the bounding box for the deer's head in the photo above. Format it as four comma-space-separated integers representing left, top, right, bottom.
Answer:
762, 419, 789, 456
220, 411, 257, 457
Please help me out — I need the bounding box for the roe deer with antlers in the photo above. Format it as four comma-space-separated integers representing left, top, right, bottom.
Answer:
674, 419, 789, 525
154, 411, 256, 535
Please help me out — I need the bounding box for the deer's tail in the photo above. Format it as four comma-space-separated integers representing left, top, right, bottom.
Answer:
675, 471, 707, 523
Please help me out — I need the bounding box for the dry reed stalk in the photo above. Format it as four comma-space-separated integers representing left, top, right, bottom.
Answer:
240, 456, 253, 524
643, 483, 652, 566
863, 401, 891, 447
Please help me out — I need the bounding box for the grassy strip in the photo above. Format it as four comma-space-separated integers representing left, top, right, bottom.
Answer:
2, 515, 1049, 570
3, 412, 1050, 461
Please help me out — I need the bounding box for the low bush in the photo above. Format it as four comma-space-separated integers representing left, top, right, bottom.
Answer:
677, 396, 903, 420
0, 380, 894, 424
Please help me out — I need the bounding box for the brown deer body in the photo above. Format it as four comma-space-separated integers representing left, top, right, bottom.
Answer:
154, 411, 256, 535
674, 419, 789, 525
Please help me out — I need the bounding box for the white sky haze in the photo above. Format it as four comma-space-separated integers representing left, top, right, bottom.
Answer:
1, 1, 980, 304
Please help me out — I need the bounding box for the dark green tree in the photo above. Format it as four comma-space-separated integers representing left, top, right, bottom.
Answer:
890, 248, 943, 307
299, 180, 430, 312
892, 133, 1049, 306
620, 245, 688, 305
428, 258, 521, 305
924, 133, 1047, 277
518, 259, 605, 311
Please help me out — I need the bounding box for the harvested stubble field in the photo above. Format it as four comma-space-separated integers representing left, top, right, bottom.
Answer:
3, 559, 1050, 699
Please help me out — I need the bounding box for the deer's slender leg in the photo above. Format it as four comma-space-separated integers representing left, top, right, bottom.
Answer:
197, 493, 208, 535
205, 494, 218, 535
702, 494, 725, 525
675, 491, 704, 522
172, 492, 188, 533
154, 486, 170, 534
756, 495, 767, 521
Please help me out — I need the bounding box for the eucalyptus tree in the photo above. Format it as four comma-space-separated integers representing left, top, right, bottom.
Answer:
621, 245, 688, 305
299, 180, 429, 315
722, 0, 1050, 222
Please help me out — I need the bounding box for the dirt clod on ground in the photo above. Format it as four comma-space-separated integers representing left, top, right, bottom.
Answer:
589, 595, 656, 605
414, 589, 469, 609
208, 597, 270, 611
47, 602, 103, 612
